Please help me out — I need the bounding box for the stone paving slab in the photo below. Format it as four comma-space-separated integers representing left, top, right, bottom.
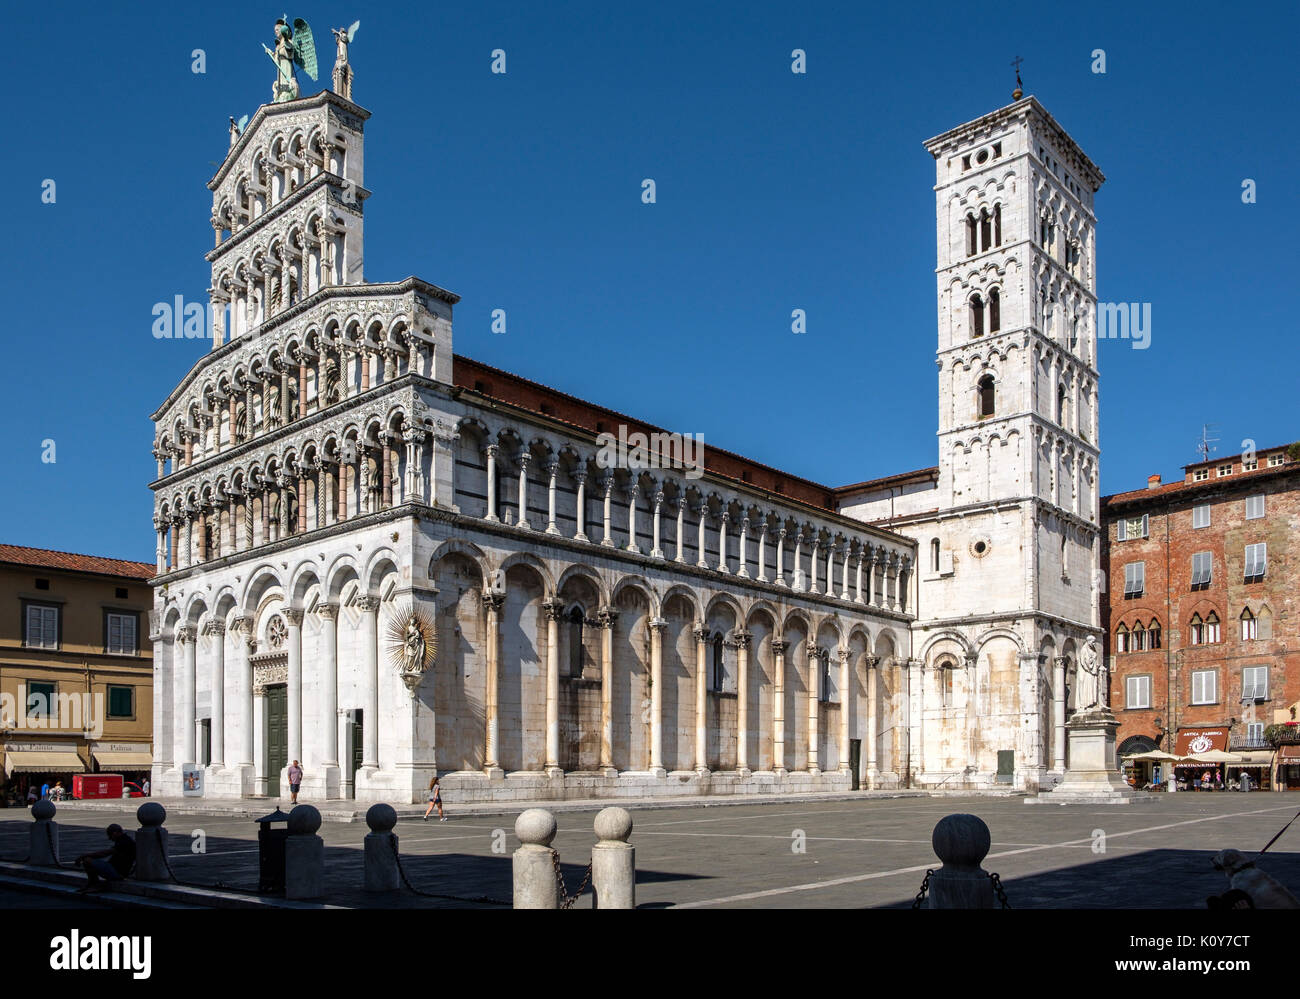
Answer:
2, 792, 1296, 909
32, 787, 1015, 823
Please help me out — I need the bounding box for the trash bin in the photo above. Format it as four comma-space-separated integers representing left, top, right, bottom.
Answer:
1241, 774, 1251, 793
256, 807, 292, 893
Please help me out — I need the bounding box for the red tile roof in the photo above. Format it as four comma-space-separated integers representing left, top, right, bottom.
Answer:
1103, 458, 1296, 508
452, 355, 843, 511
834, 466, 940, 496
0, 545, 154, 581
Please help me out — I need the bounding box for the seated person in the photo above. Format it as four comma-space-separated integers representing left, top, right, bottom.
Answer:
75, 824, 136, 893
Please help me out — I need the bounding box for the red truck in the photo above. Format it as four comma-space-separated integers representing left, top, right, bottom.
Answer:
72, 774, 123, 800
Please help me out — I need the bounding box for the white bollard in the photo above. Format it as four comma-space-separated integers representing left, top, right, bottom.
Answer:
363, 803, 401, 892
591, 807, 635, 909
134, 802, 170, 881
926, 813, 997, 909
513, 808, 558, 909
29, 800, 59, 866
285, 805, 325, 900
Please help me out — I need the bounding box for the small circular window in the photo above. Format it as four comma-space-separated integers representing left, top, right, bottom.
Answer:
969, 537, 992, 559
976, 149, 989, 165
974, 541, 987, 554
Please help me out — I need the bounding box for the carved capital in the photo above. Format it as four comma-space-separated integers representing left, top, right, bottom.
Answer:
734, 630, 752, 651
771, 639, 789, 655
692, 623, 710, 643
282, 607, 304, 627
175, 625, 197, 645
356, 595, 381, 613
202, 620, 226, 637
596, 607, 619, 629
317, 604, 338, 622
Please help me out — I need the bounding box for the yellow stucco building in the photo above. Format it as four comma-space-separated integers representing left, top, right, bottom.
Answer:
0, 545, 154, 801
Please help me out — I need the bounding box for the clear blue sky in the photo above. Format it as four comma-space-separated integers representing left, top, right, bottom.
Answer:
1, 1, 1295, 562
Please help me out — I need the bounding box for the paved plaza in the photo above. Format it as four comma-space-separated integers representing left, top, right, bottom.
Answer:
1, 793, 1297, 908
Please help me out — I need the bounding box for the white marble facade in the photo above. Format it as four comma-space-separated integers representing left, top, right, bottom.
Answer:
150, 88, 1105, 802
150, 90, 917, 802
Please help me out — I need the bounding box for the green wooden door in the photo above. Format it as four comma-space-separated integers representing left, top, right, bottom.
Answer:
349, 711, 363, 797
267, 685, 288, 797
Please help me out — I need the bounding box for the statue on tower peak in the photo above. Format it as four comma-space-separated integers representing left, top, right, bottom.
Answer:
332, 20, 360, 101
263, 16, 318, 103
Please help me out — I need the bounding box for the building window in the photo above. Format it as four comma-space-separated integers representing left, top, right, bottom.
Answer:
977, 375, 995, 418
25, 680, 55, 719
567, 607, 585, 678
820, 651, 832, 703
1193, 468, 1209, 481
1123, 562, 1145, 598
1190, 613, 1205, 645
1242, 458, 1258, 471
930, 538, 940, 573
966, 215, 977, 256
979, 209, 992, 252
1242, 666, 1268, 701
1116, 625, 1129, 653
993, 204, 1002, 246
1217, 463, 1233, 477
1191, 551, 1212, 590
24, 604, 59, 650
1126, 675, 1152, 709
1147, 621, 1162, 649
1117, 514, 1148, 541
712, 634, 725, 692
1241, 609, 1257, 641
1132, 624, 1146, 651
1244, 543, 1267, 582
106, 612, 138, 656
941, 666, 954, 708
1245, 494, 1265, 520
1268, 454, 1284, 467
107, 685, 135, 719
1247, 721, 1265, 744
989, 288, 1000, 332
970, 294, 985, 337
1192, 503, 1210, 529
1191, 669, 1218, 705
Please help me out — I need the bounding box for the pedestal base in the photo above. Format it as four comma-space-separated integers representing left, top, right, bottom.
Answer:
1027, 709, 1157, 805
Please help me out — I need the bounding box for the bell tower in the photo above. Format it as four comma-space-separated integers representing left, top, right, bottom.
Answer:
923, 93, 1104, 631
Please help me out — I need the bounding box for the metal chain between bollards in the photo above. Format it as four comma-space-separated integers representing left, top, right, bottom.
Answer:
387, 834, 509, 906
910, 868, 934, 909
551, 849, 593, 910
989, 871, 1011, 909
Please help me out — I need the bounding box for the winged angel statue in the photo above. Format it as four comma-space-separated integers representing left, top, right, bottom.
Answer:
263, 16, 319, 103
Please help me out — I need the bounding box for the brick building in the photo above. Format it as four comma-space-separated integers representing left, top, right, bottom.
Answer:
1102, 443, 1300, 789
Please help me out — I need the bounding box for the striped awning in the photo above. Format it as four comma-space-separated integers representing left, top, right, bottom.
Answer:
3, 749, 85, 775
91, 751, 153, 770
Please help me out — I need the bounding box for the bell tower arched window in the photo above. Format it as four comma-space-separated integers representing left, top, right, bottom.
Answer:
977, 375, 995, 419
979, 209, 992, 252
930, 538, 940, 573
989, 288, 1000, 333
993, 204, 1002, 246
966, 215, 977, 257
970, 294, 984, 337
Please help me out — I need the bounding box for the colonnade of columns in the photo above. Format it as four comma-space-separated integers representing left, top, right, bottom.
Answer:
169, 598, 383, 783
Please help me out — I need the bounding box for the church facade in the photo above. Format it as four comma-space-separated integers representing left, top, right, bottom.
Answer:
149, 74, 1103, 802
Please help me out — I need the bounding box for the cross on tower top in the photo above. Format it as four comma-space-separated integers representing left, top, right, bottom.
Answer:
1011, 56, 1024, 99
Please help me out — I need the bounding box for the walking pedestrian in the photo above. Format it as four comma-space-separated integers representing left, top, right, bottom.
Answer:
287, 760, 303, 805
422, 775, 445, 821
142, 777, 151, 797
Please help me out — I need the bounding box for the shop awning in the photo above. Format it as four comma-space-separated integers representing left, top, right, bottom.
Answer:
1174, 728, 1229, 756
1234, 751, 1274, 767
1278, 745, 1300, 763
91, 751, 152, 770
3, 750, 85, 775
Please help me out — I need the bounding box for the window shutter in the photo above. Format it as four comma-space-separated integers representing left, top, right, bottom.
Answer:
1117, 519, 1127, 542
1141, 514, 1149, 538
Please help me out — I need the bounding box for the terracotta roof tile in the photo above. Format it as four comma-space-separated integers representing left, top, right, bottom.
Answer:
0, 544, 155, 581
